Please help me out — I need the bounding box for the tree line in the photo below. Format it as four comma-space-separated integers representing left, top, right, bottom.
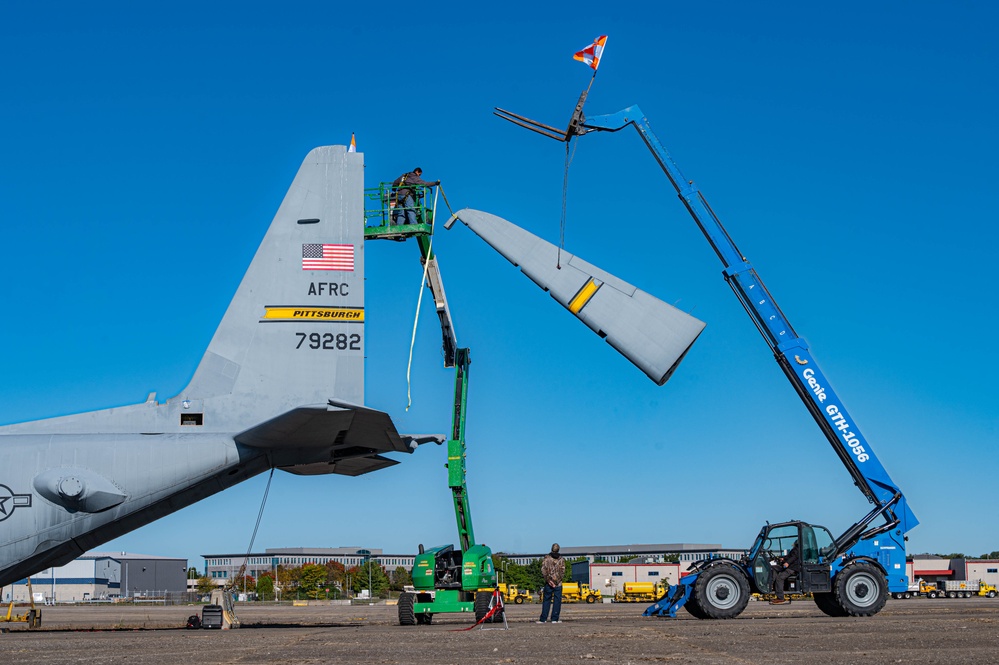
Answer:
193, 560, 413, 600
933, 551, 999, 560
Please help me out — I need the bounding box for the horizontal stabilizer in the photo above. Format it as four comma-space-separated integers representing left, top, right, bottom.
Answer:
280, 454, 399, 477
236, 403, 414, 453
448, 209, 705, 385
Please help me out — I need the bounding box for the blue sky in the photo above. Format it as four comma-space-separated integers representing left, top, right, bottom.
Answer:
2, 2, 997, 569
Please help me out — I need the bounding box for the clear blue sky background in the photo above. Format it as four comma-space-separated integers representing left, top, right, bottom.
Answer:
2, 2, 997, 571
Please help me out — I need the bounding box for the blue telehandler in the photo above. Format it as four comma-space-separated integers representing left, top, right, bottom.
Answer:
494, 93, 918, 619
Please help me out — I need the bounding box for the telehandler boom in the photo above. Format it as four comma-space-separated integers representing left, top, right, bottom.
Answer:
495, 95, 917, 619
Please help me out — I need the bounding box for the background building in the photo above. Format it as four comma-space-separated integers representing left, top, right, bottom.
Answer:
5, 552, 187, 603
964, 560, 999, 587
585, 562, 682, 597
202, 547, 416, 581
908, 555, 999, 587
202, 543, 747, 583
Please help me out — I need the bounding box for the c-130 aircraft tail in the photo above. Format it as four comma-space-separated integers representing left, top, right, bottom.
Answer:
0, 146, 438, 588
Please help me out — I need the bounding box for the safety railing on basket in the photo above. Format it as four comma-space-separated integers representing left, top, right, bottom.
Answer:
364, 182, 436, 231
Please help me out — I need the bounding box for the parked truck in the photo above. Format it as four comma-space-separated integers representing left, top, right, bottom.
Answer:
549, 582, 601, 604
614, 582, 668, 603
940, 580, 997, 598
893, 579, 939, 599
893, 579, 997, 599
496, 583, 533, 604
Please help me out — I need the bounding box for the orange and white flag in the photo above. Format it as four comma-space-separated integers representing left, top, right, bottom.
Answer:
348, 133, 357, 152
573, 35, 607, 71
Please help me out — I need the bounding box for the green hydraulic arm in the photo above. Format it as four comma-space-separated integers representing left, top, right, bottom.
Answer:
364, 184, 474, 548
448, 347, 475, 551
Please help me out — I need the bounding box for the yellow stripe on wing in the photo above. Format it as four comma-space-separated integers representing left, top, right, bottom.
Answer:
568, 278, 601, 314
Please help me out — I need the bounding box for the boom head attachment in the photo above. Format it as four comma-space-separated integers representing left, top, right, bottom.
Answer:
494, 89, 590, 142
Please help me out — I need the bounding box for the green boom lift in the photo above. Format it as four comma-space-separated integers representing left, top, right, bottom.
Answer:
364, 183, 498, 626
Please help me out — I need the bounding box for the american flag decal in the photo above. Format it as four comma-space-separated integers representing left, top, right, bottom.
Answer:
302, 243, 354, 271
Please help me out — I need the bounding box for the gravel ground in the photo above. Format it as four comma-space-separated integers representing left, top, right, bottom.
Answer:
2, 597, 998, 664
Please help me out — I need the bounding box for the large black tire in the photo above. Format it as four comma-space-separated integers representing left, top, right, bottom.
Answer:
398, 593, 416, 626
988, 590, 996, 598
585, 594, 596, 604
474, 591, 504, 623
514, 596, 524, 604
683, 588, 710, 619
691, 565, 750, 619
928, 591, 939, 599
833, 562, 888, 617
813, 591, 848, 617
416, 612, 433, 625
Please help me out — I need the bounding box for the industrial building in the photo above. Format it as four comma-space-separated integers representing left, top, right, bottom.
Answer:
199, 544, 999, 594
586, 562, 682, 597
908, 555, 999, 587
202, 547, 417, 581
202, 543, 744, 580
3, 552, 187, 603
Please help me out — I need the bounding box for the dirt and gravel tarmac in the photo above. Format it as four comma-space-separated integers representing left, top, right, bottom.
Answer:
2, 597, 998, 664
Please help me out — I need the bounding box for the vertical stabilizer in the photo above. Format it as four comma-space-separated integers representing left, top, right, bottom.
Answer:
183, 146, 365, 429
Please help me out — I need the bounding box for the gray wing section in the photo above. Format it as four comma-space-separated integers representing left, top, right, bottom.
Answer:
447, 209, 705, 385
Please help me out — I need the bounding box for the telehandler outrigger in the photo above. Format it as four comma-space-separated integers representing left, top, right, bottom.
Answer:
495, 93, 918, 619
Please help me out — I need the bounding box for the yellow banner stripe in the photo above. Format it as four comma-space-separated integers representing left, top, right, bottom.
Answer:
568, 279, 601, 314
261, 306, 365, 322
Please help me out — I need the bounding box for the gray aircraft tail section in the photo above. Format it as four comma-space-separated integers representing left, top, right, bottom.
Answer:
183, 146, 366, 430
446, 209, 705, 385
0, 145, 437, 591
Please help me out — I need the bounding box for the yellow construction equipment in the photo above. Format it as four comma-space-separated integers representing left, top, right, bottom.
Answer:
614, 582, 669, 603
2, 580, 41, 629
752, 591, 813, 602
894, 579, 997, 599
553, 582, 601, 604
485, 583, 534, 604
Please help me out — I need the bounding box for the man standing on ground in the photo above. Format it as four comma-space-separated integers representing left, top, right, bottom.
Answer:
538, 543, 565, 623
391, 167, 439, 225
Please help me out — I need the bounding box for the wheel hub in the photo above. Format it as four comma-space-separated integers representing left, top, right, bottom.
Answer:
846, 571, 879, 607
705, 575, 741, 610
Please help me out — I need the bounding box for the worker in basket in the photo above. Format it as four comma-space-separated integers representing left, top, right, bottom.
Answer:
391, 167, 439, 225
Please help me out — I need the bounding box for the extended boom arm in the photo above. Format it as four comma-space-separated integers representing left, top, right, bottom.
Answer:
413, 233, 475, 549
580, 106, 917, 537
